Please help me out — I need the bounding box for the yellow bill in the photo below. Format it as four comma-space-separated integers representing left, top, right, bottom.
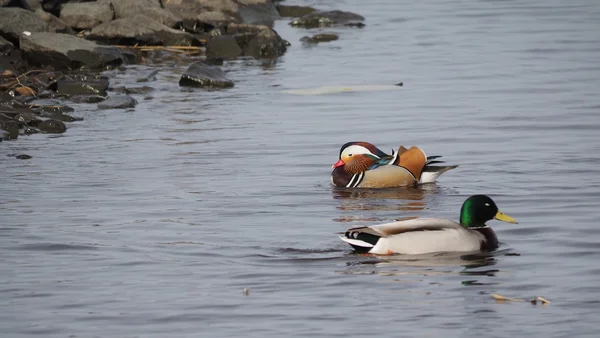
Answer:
494, 211, 518, 224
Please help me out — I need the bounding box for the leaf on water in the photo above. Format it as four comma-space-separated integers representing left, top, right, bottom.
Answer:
491, 293, 526, 302
492, 293, 550, 305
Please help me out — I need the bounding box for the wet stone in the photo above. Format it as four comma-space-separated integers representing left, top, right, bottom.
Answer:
69, 95, 106, 104
301, 33, 339, 44
124, 86, 154, 95
290, 10, 365, 28
97, 95, 137, 109
0, 128, 10, 141
206, 35, 243, 60
15, 154, 32, 160
37, 119, 66, 133
0, 119, 19, 139
57, 78, 109, 96
39, 111, 83, 122
179, 61, 234, 89
277, 5, 316, 18
14, 112, 42, 127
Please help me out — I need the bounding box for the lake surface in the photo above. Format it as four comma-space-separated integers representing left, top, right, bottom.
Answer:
2, 0, 600, 337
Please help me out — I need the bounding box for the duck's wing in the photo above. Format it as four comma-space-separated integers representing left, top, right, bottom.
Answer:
340, 218, 461, 252
388, 146, 427, 180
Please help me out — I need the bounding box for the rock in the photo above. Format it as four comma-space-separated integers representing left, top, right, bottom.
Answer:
206, 35, 243, 60
0, 128, 10, 141
57, 77, 110, 96
40, 111, 82, 122
290, 10, 365, 28
237, 0, 280, 26
41, 0, 91, 17
88, 15, 200, 46
245, 28, 287, 58
69, 94, 106, 103
99, 0, 182, 28
197, 11, 238, 28
123, 86, 154, 95
0, 36, 13, 53
60, 2, 115, 30
14, 112, 42, 127
37, 119, 66, 133
97, 95, 137, 109
226, 24, 286, 58
301, 33, 339, 43
20, 32, 124, 70
1, 0, 32, 9
163, 0, 279, 26
15, 154, 32, 159
277, 5, 316, 18
35, 9, 73, 34
179, 61, 234, 89
0, 7, 49, 44
0, 119, 19, 139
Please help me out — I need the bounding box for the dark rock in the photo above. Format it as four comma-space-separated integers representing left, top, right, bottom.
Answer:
35, 9, 73, 34
40, 111, 82, 122
196, 11, 238, 29
243, 27, 287, 58
224, 23, 286, 58
57, 77, 110, 96
237, 0, 280, 26
20, 32, 124, 70
0, 35, 13, 53
97, 95, 137, 109
23, 0, 40, 10
204, 57, 223, 66
0, 0, 29, 8
37, 118, 66, 133
0, 128, 10, 141
302, 33, 339, 44
277, 5, 316, 18
124, 86, 154, 95
290, 10, 365, 28
0, 119, 19, 139
69, 94, 106, 103
0, 7, 50, 45
99, 0, 182, 28
206, 35, 243, 60
42, 0, 86, 16
179, 61, 234, 89
60, 2, 115, 30
15, 154, 32, 159
163, 0, 279, 26
88, 15, 200, 46
14, 112, 42, 127
22, 126, 38, 134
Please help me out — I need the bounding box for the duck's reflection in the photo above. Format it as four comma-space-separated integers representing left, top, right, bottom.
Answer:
331, 185, 440, 214
338, 249, 517, 285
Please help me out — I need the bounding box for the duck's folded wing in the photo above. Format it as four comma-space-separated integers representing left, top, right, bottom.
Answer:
393, 146, 427, 180
367, 218, 460, 236
340, 218, 461, 253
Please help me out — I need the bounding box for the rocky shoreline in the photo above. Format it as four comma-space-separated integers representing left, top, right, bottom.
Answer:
0, 0, 365, 144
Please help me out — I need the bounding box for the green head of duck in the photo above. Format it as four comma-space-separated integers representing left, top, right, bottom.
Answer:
459, 195, 518, 228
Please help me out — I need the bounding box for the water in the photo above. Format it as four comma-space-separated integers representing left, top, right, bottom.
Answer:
2, 0, 600, 337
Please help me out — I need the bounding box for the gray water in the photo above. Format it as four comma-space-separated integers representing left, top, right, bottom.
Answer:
2, 0, 600, 337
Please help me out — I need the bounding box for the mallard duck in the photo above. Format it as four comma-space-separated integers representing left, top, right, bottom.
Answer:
331, 141, 457, 188
339, 195, 517, 255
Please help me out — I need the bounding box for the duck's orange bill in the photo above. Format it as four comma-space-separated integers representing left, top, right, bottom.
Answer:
332, 159, 346, 168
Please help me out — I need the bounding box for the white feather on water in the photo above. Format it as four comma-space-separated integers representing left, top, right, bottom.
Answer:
281, 84, 403, 96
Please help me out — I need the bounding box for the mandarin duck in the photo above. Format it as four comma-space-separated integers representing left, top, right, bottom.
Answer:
331, 141, 457, 188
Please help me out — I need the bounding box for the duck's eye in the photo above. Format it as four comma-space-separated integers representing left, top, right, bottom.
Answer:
348, 154, 353, 157
485, 203, 490, 207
